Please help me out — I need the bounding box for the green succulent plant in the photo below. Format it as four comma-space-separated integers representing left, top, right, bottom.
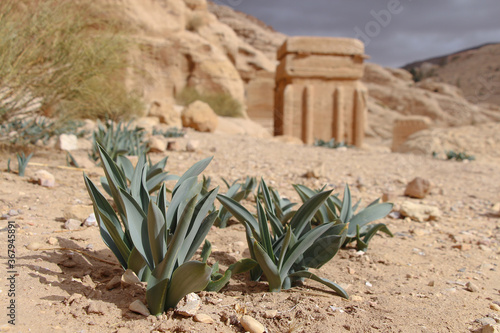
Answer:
215, 176, 257, 228
84, 146, 224, 314
218, 179, 349, 298
293, 184, 394, 252
445, 150, 475, 162
16, 152, 33, 177
314, 138, 350, 149
90, 120, 148, 162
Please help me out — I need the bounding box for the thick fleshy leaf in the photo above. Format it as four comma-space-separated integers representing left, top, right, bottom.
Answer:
259, 179, 275, 215
179, 188, 219, 263
147, 173, 178, 194
293, 184, 330, 224
253, 241, 282, 292
94, 212, 128, 268
201, 240, 211, 263
184, 211, 219, 262
165, 261, 211, 309
146, 273, 170, 315
165, 177, 198, 232
148, 200, 167, 266
339, 185, 352, 225
289, 190, 333, 237
257, 200, 274, 260
288, 270, 349, 299
217, 194, 260, 237
205, 269, 232, 292
278, 226, 292, 271
120, 188, 154, 269
267, 211, 284, 239
356, 223, 393, 252
280, 223, 332, 282
300, 223, 347, 269
127, 247, 148, 280
347, 203, 393, 237
117, 155, 134, 181
173, 157, 213, 195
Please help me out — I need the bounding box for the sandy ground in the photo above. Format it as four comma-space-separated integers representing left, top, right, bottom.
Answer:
0, 130, 499, 333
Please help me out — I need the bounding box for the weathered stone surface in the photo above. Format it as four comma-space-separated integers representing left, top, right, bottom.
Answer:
121, 269, 141, 286
58, 134, 78, 151
31, 170, 55, 187
392, 116, 432, 152
175, 293, 201, 317
404, 177, 432, 199
148, 135, 167, 153
148, 101, 182, 128
64, 219, 82, 230
275, 37, 367, 147
482, 324, 500, 333
181, 101, 218, 132
400, 201, 441, 222
193, 313, 214, 324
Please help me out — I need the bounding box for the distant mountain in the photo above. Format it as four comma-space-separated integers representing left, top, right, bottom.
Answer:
401, 43, 500, 106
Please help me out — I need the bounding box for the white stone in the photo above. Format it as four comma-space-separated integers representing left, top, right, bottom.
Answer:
129, 300, 150, 317
31, 170, 55, 187
58, 134, 78, 151
240, 315, 266, 333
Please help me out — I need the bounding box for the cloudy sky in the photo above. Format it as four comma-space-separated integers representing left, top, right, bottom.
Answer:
214, 0, 500, 67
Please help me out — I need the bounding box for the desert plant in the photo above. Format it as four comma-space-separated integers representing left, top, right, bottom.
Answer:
218, 180, 349, 298
215, 176, 257, 228
16, 152, 33, 177
0, 117, 86, 145
90, 120, 148, 161
445, 150, 475, 162
152, 127, 185, 138
0, 0, 142, 122
176, 87, 244, 118
85, 147, 223, 314
293, 184, 393, 252
314, 138, 350, 149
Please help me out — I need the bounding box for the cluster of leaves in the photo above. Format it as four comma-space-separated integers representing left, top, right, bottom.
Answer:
90, 120, 148, 162
215, 176, 257, 228
0, 117, 86, 145
314, 138, 350, 149
218, 181, 393, 297
7, 152, 33, 176
176, 87, 244, 118
445, 150, 475, 162
0, 0, 143, 122
152, 128, 185, 138
85, 146, 254, 314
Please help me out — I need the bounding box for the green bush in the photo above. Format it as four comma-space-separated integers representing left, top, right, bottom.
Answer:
0, 0, 143, 123
176, 87, 244, 118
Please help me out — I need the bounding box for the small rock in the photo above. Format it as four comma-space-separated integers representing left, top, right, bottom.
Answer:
47, 237, 58, 245
452, 244, 472, 251
466, 281, 480, 292
186, 140, 199, 152
106, 276, 121, 290
175, 293, 201, 317
303, 163, 325, 179
63, 205, 94, 221
64, 219, 82, 230
82, 275, 96, 289
263, 310, 278, 319
350, 295, 363, 302
482, 324, 500, 333
31, 170, 55, 187
8, 209, 19, 216
167, 141, 179, 151
148, 135, 167, 153
428, 281, 435, 287
477, 317, 497, 326
26, 242, 43, 251
400, 201, 441, 222
83, 213, 97, 227
87, 301, 106, 315
382, 191, 397, 203
65, 293, 83, 306
121, 269, 141, 286
193, 313, 214, 324
129, 300, 150, 317
181, 100, 218, 133
58, 134, 78, 151
240, 315, 266, 333
404, 177, 432, 199
491, 304, 500, 312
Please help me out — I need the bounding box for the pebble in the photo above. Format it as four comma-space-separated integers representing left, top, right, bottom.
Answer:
351, 295, 363, 302
87, 301, 106, 315
193, 313, 214, 324
491, 303, 500, 312
106, 276, 121, 290
26, 242, 43, 251
64, 205, 94, 221
186, 140, 199, 152
8, 209, 18, 216
47, 237, 58, 245
167, 141, 179, 151
121, 269, 141, 286
64, 219, 82, 230
263, 310, 278, 319
31, 170, 56, 187
240, 315, 266, 333
477, 317, 497, 326
482, 324, 500, 333
175, 293, 201, 317
129, 300, 150, 317
400, 201, 441, 222
83, 213, 97, 227
404, 177, 432, 199
466, 281, 480, 293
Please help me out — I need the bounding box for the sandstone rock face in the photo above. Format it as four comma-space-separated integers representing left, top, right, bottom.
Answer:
392, 116, 432, 152
148, 101, 182, 128
181, 100, 218, 132
215, 116, 271, 139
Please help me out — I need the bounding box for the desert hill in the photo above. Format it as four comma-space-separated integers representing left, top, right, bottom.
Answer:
402, 43, 500, 106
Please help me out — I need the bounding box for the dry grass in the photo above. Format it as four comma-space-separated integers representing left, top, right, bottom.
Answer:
0, 0, 143, 122
176, 87, 244, 117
